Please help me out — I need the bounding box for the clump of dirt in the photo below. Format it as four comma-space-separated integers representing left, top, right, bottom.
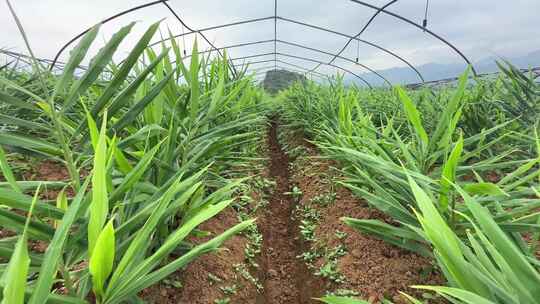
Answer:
286, 132, 444, 303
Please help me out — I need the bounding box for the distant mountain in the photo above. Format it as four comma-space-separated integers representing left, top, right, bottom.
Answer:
263, 69, 307, 94
349, 50, 540, 86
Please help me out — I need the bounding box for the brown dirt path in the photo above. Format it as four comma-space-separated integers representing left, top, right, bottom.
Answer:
255, 120, 323, 304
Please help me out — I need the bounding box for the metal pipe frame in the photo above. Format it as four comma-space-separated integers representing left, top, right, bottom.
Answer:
178, 39, 274, 59
276, 16, 423, 82
48, 0, 476, 87
232, 52, 373, 88
170, 38, 388, 85
331, 0, 399, 65
311, 0, 400, 76
151, 16, 422, 82
49, 0, 240, 75
251, 66, 327, 80
53, 10, 418, 85
160, 16, 423, 83
159, 1, 238, 76
148, 16, 275, 48
235, 59, 329, 78
275, 39, 391, 86
275, 52, 370, 86
1, 50, 86, 75
251, 68, 326, 81
50, 0, 169, 70
349, 0, 477, 75
274, 59, 328, 78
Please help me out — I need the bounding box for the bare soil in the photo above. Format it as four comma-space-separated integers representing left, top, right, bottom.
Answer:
21, 160, 83, 199
140, 207, 259, 304
143, 119, 325, 304
1, 120, 446, 303
1, 159, 72, 252
255, 120, 324, 304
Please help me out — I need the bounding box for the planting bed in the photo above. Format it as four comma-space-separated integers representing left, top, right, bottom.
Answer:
1, 17, 539, 304
281, 129, 444, 303
134, 120, 445, 304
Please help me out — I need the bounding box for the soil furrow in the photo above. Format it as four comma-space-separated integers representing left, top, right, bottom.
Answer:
256, 120, 319, 304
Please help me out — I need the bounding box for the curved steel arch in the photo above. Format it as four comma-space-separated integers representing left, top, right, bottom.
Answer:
276, 16, 424, 83
49, 0, 238, 76
235, 59, 329, 79
311, 0, 400, 77
329, 0, 399, 65
50, 0, 168, 70
146, 16, 424, 83
229, 52, 373, 88
276, 40, 391, 86
47, 0, 476, 86
251, 66, 327, 80
276, 52, 373, 88
173, 39, 273, 60
276, 60, 329, 78
147, 16, 275, 49
168, 38, 389, 85
160, 1, 238, 76
243, 62, 330, 79
349, 0, 477, 76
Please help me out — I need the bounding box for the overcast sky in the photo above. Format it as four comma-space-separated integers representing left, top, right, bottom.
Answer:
1, 0, 539, 79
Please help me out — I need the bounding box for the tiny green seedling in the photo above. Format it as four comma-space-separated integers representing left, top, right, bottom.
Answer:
214, 298, 231, 304
285, 185, 303, 201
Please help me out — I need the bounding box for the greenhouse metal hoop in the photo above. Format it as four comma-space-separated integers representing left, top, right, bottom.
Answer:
237, 60, 328, 78
309, 0, 400, 75
172, 39, 388, 86
152, 16, 422, 84
49, 0, 477, 87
